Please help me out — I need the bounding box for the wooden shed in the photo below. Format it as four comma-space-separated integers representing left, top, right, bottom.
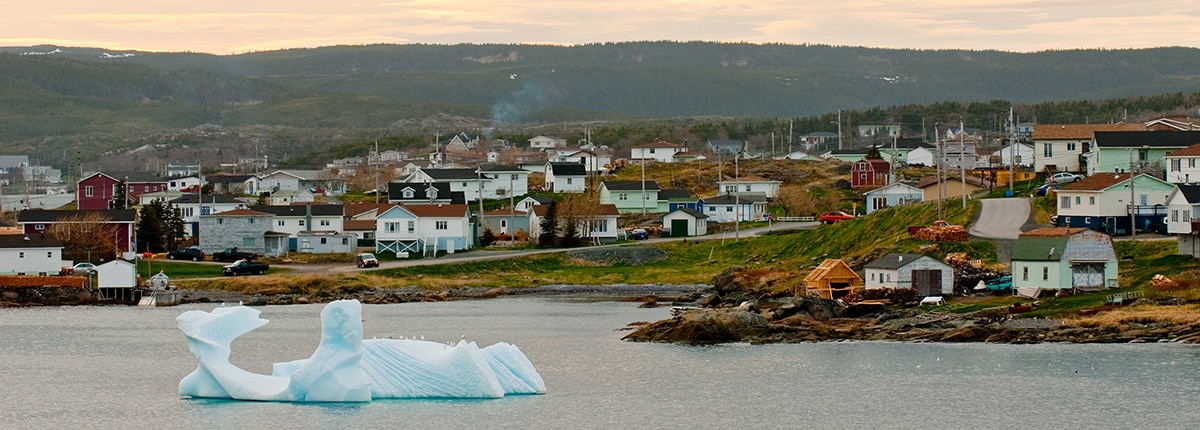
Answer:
802, 259, 864, 300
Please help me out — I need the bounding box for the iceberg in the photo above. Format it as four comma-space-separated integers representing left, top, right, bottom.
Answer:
177, 299, 545, 402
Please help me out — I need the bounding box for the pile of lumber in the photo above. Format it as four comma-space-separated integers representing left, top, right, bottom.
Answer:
913, 224, 969, 242
1151, 274, 1178, 289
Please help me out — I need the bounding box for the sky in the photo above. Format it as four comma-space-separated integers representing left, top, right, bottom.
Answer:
3, 1, 1200, 55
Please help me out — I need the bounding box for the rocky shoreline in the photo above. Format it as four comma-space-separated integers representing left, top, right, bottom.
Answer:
180, 283, 708, 306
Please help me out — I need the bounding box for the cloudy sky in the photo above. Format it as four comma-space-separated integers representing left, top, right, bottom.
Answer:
4, 1, 1199, 54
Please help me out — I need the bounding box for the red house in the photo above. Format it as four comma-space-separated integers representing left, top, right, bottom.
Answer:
77, 172, 167, 210
851, 159, 890, 189
16, 209, 138, 255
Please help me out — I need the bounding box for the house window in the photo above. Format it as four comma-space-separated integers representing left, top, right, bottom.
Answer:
886, 273, 891, 282
1075, 196, 1081, 205
407, 220, 415, 233
859, 174, 867, 180
1139, 148, 1149, 162
511, 174, 518, 180
1172, 159, 1182, 171
299, 220, 305, 227
144, 185, 150, 192
708, 207, 715, 212
85, 186, 94, 197
428, 189, 438, 199
1044, 144, 1053, 157
1060, 196, 1070, 209
1172, 210, 1179, 222
1023, 267, 1029, 281
46, 252, 52, 258
34, 224, 44, 230
436, 221, 448, 230
725, 185, 735, 193
243, 238, 256, 247
342, 238, 349, 245
385, 222, 398, 232
1089, 196, 1095, 205
278, 220, 285, 226
619, 193, 628, 201
649, 148, 656, 154
1067, 142, 1076, 151
463, 182, 469, 187
320, 238, 327, 244
19, 252, 24, 258
566, 178, 573, 185
745, 185, 752, 192
500, 219, 508, 229
590, 220, 609, 232
1191, 159, 1197, 168
403, 189, 414, 198
218, 219, 223, 225
726, 207, 733, 212
1186, 210, 1192, 223
1140, 194, 1148, 206
248, 218, 254, 224
1042, 266, 1048, 281
320, 220, 330, 226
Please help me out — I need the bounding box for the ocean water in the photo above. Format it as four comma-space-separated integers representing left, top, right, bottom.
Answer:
2, 298, 1199, 429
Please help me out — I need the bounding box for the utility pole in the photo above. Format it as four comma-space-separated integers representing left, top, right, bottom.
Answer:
1129, 149, 1137, 240
960, 120, 966, 210
935, 124, 942, 221
1008, 107, 1015, 197
373, 140, 380, 204
640, 156, 646, 215
837, 110, 844, 150
734, 150, 740, 243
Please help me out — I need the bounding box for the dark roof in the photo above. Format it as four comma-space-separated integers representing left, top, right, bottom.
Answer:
658, 189, 693, 200
668, 207, 708, 219
1094, 131, 1200, 148
701, 194, 768, 204
249, 204, 344, 217
208, 208, 273, 217
105, 171, 166, 183
863, 253, 938, 270
603, 180, 661, 191
420, 168, 481, 180
17, 209, 137, 223
477, 164, 525, 173
0, 233, 62, 249
388, 182, 454, 200
548, 162, 587, 176
831, 149, 869, 155
206, 174, 255, 183
170, 194, 244, 204
1177, 184, 1200, 203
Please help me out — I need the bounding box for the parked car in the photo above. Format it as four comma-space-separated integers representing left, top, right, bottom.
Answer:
631, 228, 649, 240
1036, 183, 1060, 196
356, 253, 380, 268
212, 247, 257, 262
818, 211, 856, 224
72, 262, 97, 274
222, 259, 269, 276
1046, 172, 1083, 185
167, 247, 205, 261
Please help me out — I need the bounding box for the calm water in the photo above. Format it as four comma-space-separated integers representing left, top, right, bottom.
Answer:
2, 298, 1200, 429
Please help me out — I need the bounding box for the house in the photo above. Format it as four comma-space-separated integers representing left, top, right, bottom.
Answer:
165, 162, 201, 177
906, 146, 936, 167
798, 132, 838, 150
863, 253, 955, 297
0, 233, 64, 275
516, 196, 552, 212
718, 175, 782, 199
480, 207, 529, 240
1054, 173, 1173, 234
197, 208, 282, 257
828, 148, 869, 163
863, 182, 923, 214
250, 204, 345, 248
77, 172, 166, 210
544, 162, 587, 193
776, 151, 821, 161
851, 159, 890, 189
1167, 185, 1200, 257
1164, 144, 1200, 184
970, 168, 1038, 187
707, 140, 744, 157
17, 209, 137, 256
700, 194, 768, 222
1011, 228, 1118, 291
477, 164, 529, 200
258, 170, 348, 196
529, 135, 567, 150
599, 180, 661, 213
374, 204, 472, 257
296, 231, 357, 254
917, 176, 992, 201
1145, 117, 1200, 131
660, 189, 702, 213
937, 140, 978, 172
446, 132, 479, 151
1089, 131, 1200, 177
987, 143, 1035, 168
1032, 123, 1144, 174
662, 208, 708, 237
548, 149, 609, 174
404, 168, 488, 200
265, 189, 315, 205
802, 259, 864, 300
171, 194, 246, 236
858, 124, 901, 138
206, 174, 257, 195
527, 203, 621, 244
95, 259, 137, 288
166, 175, 202, 192
631, 140, 685, 163
387, 182, 462, 205
138, 190, 186, 205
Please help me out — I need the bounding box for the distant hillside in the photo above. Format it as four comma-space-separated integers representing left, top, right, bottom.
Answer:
3, 42, 1200, 169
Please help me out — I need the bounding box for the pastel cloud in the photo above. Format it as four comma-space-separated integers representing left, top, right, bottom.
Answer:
0, 0, 1197, 54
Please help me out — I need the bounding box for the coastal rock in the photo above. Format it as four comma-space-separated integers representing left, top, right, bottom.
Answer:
622, 310, 768, 345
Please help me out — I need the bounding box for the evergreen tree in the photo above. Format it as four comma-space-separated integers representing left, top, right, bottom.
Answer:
538, 201, 559, 247
164, 203, 187, 248
865, 144, 883, 160
136, 200, 168, 253
560, 215, 582, 248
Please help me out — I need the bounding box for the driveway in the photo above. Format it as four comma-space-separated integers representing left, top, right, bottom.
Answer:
969, 198, 1030, 240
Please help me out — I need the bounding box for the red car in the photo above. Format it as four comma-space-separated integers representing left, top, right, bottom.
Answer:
818, 211, 856, 224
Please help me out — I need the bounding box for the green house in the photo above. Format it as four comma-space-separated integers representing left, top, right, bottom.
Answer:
1011, 227, 1118, 292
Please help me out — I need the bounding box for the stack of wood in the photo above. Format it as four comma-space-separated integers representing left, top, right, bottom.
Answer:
943, 253, 972, 267
914, 224, 969, 242
1151, 274, 1178, 289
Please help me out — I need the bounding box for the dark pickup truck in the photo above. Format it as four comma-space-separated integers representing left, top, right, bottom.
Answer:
222, 259, 269, 276
212, 247, 257, 262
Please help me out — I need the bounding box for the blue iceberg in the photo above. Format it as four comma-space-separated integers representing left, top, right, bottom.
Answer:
177, 299, 545, 402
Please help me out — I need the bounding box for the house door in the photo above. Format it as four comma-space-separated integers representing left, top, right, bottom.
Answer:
1072, 264, 1105, 290
500, 219, 508, 235
912, 269, 942, 296
671, 219, 689, 237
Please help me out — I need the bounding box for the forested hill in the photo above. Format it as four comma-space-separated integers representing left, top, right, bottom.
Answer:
3, 42, 1200, 169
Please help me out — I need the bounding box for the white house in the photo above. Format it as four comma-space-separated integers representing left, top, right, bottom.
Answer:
700, 194, 768, 222
862, 253, 955, 297
717, 175, 782, 199
477, 165, 529, 200
0, 233, 63, 275
906, 146, 936, 167
550, 149, 610, 174
265, 189, 315, 205
296, 231, 357, 254
1032, 123, 1144, 173
988, 143, 1035, 168
375, 204, 472, 257
1054, 173, 1174, 234
1164, 144, 1200, 184
516, 196, 552, 212
172, 194, 246, 237
96, 259, 137, 288
527, 204, 621, 244
529, 135, 567, 150
166, 175, 203, 192
250, 204, 345, 239
631, 140, 685, 163
258, 170, 347, 196
545, 162, 587, 193
405, 168, 487, 201
1166, 184, 1200, 235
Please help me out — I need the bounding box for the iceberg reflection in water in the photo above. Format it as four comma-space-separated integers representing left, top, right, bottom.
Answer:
177, 299, 546, 402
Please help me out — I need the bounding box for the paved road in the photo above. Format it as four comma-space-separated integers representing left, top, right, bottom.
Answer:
969, 198, 1030, 240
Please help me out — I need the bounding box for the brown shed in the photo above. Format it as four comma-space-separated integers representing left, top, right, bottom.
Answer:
802, 259, 864, 300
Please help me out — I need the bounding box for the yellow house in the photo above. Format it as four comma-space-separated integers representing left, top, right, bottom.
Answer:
802, 259, 864, 300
